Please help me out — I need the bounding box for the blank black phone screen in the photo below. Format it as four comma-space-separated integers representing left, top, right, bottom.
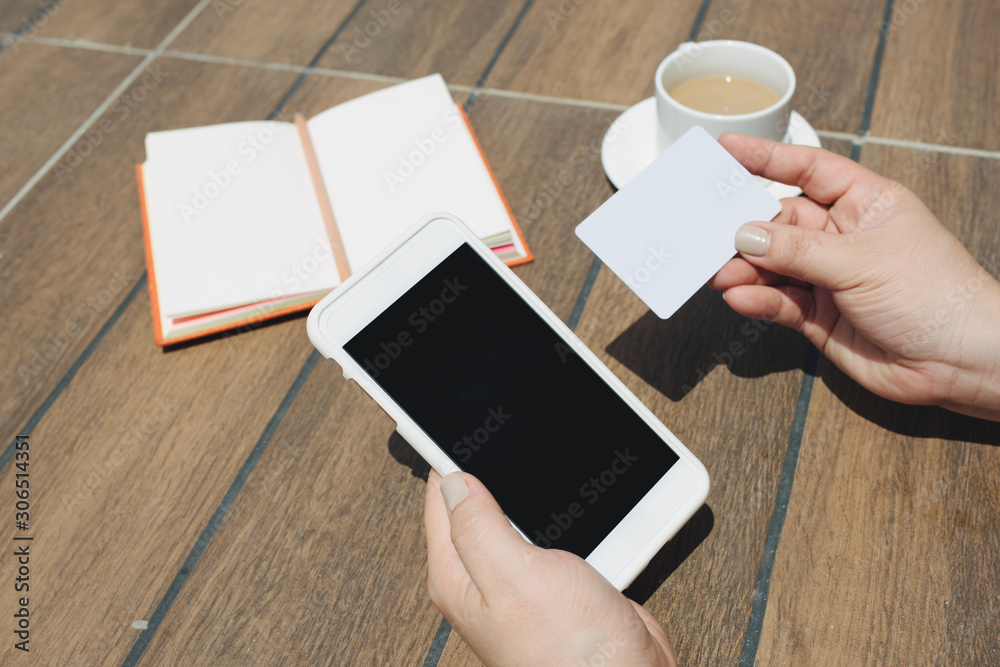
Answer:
344, 243, 678, 558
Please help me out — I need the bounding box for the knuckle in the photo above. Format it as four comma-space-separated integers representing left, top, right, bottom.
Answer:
761, 292, 785, 322
448, 505, 479, 541
778, 231, 819, 274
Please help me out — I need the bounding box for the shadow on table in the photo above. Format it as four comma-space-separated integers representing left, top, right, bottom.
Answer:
624, 503, 714, 605
605, 286, 1000, 446
388, 432, 431, 480
605, 286, 810, 402
818, 360, 1000, 446
161, 309, 308, 351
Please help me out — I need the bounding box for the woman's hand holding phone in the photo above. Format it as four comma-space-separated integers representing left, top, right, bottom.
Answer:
424, 470, 678, 667
307, 214, 707, 660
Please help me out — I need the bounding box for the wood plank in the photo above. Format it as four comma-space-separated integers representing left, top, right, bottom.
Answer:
136, 357, 439, 665
755, 145, 1000, 664
488, 0, 884, 132
141, 92, 622, 664
0, 57, 300, 454
870, 0, 1000, 151
0, 0, 49, 35
437, 125, 857, 667
169, 0, 383, 67
699, 0, 885, 134
0, 293, 316, 664
821, 137, 856, 159
0, 59, 314, 666
27, 0, 204, 49
0, 42, 141, 210
487, 0, 702, 104
315, 0, 527, 86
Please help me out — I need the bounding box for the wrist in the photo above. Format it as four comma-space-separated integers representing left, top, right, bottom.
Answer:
935, 274, 1000, 421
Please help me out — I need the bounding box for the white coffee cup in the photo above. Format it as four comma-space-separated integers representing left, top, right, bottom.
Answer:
655, 40, 796, 150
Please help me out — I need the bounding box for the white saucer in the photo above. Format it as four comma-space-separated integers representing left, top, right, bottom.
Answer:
600, 97, 821, 197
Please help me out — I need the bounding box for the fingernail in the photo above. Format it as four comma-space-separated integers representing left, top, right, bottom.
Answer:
440, 473, 469, 512
735, 224, 770, 256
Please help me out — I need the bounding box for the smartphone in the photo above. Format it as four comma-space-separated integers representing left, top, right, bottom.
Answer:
307, 213, 709, 589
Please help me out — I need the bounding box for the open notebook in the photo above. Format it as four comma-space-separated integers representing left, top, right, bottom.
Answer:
137, 74, 531, 346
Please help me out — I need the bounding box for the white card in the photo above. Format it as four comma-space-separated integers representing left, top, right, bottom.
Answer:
575, 126, 781, 318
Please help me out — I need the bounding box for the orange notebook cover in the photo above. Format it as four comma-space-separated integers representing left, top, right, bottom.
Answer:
137, 77, 532, 347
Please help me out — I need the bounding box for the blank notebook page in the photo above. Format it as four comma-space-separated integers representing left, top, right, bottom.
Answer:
307, 74, 512, 272
143, 122, 340, 319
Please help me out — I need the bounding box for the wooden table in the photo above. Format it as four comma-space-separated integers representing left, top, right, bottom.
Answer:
2, 0, 998, 664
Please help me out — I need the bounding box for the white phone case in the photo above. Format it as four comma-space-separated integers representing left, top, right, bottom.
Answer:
307, 213, 709, 589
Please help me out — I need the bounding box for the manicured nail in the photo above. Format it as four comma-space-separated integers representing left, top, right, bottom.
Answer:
440, 473, 469, 511
735, 224, 770, 256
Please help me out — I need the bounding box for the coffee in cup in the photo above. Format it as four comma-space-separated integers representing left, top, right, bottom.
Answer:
668, 75, 781, 115
654, 40, 795, 150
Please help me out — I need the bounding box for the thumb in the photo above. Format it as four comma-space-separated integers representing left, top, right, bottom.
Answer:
440, 472, 532, 589
734, 222, 858, 290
